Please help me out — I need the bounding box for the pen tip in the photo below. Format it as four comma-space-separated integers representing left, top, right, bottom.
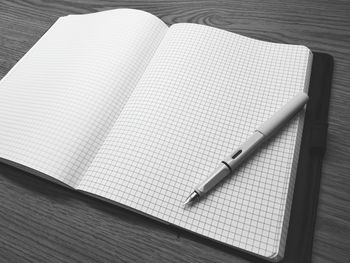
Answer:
183, 191, 200, 206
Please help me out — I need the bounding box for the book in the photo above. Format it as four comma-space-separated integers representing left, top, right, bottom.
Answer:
0, 9, 313, 261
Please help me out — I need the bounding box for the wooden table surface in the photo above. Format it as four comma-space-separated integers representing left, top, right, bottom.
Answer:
0, 1, 349, 262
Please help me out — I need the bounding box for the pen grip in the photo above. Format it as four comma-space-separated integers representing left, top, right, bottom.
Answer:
195, 163, 231, 194
196, 132, 264, 194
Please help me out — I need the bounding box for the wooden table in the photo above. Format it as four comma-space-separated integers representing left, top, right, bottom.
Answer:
0, 1, 349, 262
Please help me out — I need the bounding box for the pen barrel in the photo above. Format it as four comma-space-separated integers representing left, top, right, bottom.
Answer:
257, 92, 308, 136
223, 132, 265, 169
192, 92, 308, 200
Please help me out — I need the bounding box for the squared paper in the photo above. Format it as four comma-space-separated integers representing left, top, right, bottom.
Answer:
78, 23, 312, 259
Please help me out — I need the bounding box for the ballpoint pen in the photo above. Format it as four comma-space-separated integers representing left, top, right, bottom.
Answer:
184, 92, 309, 206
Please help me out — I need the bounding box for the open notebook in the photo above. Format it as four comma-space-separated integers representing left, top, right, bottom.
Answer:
0, 9, 313, 261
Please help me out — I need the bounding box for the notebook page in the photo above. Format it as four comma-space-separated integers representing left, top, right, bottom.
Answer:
0, 9, 167, 187
78, 23, 312, 258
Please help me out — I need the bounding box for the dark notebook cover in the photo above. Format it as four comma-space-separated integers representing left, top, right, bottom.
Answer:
282, 52, 333, 263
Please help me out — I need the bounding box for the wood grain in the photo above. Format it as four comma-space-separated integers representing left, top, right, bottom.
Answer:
0, 0, 349, 262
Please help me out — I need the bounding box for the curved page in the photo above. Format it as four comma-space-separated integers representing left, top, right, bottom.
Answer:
0, 9, 168, 186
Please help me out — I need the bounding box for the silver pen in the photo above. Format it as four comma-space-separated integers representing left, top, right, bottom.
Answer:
184, 92, 309, 206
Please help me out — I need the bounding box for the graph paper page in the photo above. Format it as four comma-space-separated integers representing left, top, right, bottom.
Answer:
0, 9, 167, 187
79, 23, 312, 258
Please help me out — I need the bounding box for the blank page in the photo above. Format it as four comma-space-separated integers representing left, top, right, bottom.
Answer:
0, 9, 167, 187
78, 23, 312, 259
